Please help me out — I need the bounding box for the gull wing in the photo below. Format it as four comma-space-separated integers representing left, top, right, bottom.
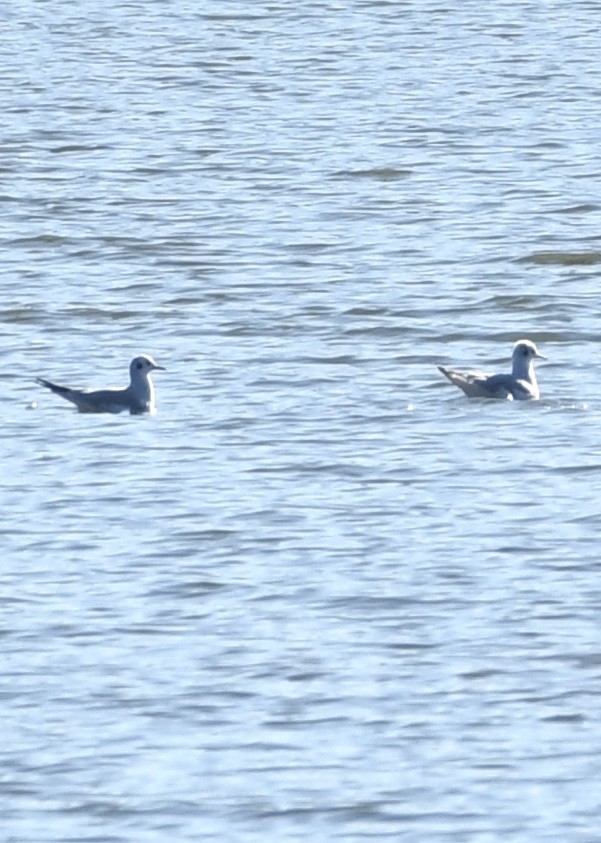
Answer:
438, 367, 512, 399
36, 379, 132, 413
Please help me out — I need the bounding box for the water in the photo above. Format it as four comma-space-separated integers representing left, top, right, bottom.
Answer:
2, 1, 601, 840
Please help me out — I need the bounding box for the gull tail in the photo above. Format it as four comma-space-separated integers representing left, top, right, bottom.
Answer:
35, 377, 72, 397
438, 366, 484, 398
438, 366, 465, 389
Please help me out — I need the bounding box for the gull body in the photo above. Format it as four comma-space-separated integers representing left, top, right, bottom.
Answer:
438, 339, 545, 401
36, 355, 165, 414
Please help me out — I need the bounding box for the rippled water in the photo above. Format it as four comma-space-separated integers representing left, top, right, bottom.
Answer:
3, 2, 601, 841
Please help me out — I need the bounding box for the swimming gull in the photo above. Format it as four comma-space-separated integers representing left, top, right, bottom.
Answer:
36, 354, 166, 414
438, 339, 545, 400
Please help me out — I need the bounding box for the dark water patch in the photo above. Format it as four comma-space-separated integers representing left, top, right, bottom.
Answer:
148, 579, 227, 599
541, 713, 586, 724
10, 234, 69, 246
299, 354, 358, 365
332, 167, 412, 181
49, 144, 111, 154
519, 251, 601, 266
551, 203, 600, 215
0, 307, 48, 323
344, 306, 393, 317
549, 464, 601, 476
460, 669, 507, 681
478, 293, 552, 310
62, 306, 140, 320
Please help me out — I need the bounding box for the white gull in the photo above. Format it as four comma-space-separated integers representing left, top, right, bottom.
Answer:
36, 354, 165, 414
438, 339, 545, 400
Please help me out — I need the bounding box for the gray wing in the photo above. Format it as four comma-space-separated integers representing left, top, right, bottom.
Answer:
438, 367, 512, 399
36, 379, 131, 413
483, 374, 538, 400
478, 373, 516, 400
439, 367, 538, 401
71, 388, 134, 413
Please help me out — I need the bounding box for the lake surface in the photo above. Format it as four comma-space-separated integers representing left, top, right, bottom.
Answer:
3, 1, 601, 841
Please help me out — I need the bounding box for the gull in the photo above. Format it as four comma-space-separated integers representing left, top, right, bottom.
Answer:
36, 354, 166, 414
438, 339, 546, 400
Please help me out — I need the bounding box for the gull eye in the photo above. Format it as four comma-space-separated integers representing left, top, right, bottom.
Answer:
136, 361, 143, 370
523, 347, 529, 356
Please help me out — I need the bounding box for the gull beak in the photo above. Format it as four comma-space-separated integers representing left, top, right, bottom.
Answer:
152, 363, 166, 371
535, 351, 547, 360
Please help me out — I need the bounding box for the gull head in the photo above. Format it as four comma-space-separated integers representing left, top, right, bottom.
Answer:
130, 355, 166, 379
512, 339, 546, 364
511, 339, 546, 383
